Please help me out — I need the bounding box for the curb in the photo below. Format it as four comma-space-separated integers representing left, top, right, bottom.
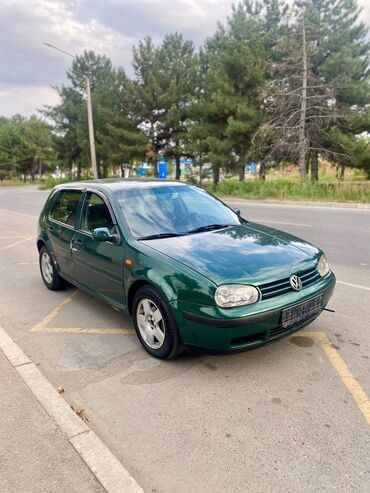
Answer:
0, 325, 143, 493
219, 196, 370, 210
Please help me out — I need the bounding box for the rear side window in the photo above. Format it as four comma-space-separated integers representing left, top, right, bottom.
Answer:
50, 190, 82, 227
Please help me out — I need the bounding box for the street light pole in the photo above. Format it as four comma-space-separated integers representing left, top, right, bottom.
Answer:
43, 42, 98, 179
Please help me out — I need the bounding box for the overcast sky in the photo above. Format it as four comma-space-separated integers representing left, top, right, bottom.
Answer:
0, 0, 369, 117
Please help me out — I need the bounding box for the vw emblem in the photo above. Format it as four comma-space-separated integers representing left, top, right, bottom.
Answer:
289, 274, 302, 291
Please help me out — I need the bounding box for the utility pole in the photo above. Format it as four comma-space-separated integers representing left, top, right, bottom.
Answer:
84, 74, 98, 179
297, 19, 308, 182
43, 42, 99, 179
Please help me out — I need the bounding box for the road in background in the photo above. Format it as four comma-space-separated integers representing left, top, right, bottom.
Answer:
0, 186, 369, 492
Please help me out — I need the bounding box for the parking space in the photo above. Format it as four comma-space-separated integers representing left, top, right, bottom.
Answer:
0, 187, 369, 492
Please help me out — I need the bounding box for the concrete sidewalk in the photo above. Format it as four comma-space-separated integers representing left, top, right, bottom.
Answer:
0, 350, 103, 493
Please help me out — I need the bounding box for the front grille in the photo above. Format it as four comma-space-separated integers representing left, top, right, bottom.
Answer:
258, 266, 320, 300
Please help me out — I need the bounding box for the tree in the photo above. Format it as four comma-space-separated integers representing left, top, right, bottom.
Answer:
102, 69, 148, 172
131, 37, 169, 177
160, 33, 197, 179
252, 0, 369, 182
45, 50, 117, 178
307, 0, 370, 180
0, 115, 55, 181
189, 6, 264, 185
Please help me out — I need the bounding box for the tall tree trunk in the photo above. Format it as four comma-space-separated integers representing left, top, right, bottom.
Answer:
298, 20, 308, 182
153, 156, 158, 178
238, 163, 245, 181
259, 161, 266, 180
38, 159, 42, 178
77, 162, 81, 180
213, 166, 220, 187
311, 150, 319, 182
339, 164, 345, 181
199, 163, 203, 187
175, 155, 181, 180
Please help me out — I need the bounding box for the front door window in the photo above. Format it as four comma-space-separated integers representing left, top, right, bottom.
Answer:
81, 192, 115, 234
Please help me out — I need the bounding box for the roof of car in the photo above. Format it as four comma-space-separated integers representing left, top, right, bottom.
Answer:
55, 179, 191, 192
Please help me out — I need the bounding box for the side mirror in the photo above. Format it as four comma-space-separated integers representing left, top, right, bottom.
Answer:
92, 227, 111, 241
233, 208, 241, 215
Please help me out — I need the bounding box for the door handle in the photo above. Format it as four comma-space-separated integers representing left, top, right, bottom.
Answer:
70, 238, 82, 252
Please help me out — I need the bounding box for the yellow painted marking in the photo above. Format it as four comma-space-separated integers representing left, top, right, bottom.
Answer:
32, 326, 133, 334
0, 236, 35, 252
31, 291, 78, 331
31, 290, 133, 334
297, 331, 370, 426
337, 280, 370, 292
0, 208, 38, 219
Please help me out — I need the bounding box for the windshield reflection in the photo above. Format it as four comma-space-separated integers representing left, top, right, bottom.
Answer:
115, 184, 241, 238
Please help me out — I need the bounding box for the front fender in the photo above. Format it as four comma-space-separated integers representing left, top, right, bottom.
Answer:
124, 241, 216, 305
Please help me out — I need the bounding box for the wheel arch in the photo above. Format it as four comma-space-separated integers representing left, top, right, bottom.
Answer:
127, 280, 154, 315
37, 239, 46, 251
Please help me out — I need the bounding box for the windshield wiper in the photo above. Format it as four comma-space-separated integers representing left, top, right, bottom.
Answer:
186, 224, 232, 234
138, 232, 186, 240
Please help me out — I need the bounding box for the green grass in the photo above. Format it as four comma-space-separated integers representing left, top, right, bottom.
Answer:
210, 179, 370, 203
37, 176, 83, 190
0, 178, 30, 186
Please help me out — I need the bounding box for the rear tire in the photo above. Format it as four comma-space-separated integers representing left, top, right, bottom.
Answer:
132, 285, 185, 359
39, 246, 67, 291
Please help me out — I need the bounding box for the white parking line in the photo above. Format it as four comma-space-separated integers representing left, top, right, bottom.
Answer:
0, 208, 38, 219
337, 280, 370, 292
0, 236, 35, 252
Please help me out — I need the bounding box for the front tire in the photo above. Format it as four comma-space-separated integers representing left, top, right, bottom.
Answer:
132, 286, 185, 359
39, 246, 67, 291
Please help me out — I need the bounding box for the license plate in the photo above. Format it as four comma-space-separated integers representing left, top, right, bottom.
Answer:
281, 294, 323, 328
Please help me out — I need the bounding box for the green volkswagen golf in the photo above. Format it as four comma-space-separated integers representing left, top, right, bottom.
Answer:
37, 180, 335, 359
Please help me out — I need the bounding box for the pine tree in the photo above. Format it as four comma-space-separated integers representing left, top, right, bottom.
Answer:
252, 0, 369, 182
160, 33, 197, 179
189, 6, 264, 185
131, 38, 169, 177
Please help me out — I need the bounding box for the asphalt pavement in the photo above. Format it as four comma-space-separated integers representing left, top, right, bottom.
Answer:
0, 185, 369, 493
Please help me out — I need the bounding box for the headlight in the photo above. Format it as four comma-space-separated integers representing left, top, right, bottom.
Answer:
316, 254, 330, 277
215, 284, 259, 308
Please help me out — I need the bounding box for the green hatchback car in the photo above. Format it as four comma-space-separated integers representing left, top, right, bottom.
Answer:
37, 180, 335, 359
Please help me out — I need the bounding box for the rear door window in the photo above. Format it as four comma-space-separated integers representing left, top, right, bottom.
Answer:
50, 190, 82, 227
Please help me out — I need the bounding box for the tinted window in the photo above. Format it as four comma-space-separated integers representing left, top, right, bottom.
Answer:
50, 191, 82, 226
81, 193, 114, 233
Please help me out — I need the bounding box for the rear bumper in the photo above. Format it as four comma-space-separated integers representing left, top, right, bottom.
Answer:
172, 273, 335, 352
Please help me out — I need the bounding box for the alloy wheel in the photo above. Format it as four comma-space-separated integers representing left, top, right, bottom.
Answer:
136, 298, 165, 349
41, 252, 53, 284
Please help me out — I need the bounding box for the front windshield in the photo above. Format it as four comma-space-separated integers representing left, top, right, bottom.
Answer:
114, 184, 242, 238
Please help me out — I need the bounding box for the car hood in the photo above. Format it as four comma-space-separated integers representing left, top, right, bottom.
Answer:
142, 222, 321, 285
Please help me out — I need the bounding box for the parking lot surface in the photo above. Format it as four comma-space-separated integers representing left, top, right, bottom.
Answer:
0, 186, 369, 492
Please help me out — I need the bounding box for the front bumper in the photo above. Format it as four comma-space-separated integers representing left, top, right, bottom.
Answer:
171, 272, 336, 352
